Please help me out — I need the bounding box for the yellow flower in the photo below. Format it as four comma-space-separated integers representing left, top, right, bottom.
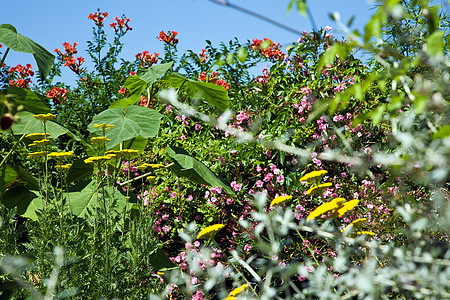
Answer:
341, 218, 367, 232
331, 199, 359, 218
306, 182, 332, 195
90, 136, 111, 144
33, 113, 56, 123
84, 156, 113, 164
299, 170, 328, 183
225, 284, 248, 299
196, 224, 225, 240
55, 163, 72, 170
306, 198, 346, 222
93, 123, 115, 131
47, 151, 74, 159
137, 163, 165, 170
25, 133, 51, 141
270, 195, 292, 207
106, 149, 140, 159
356, 231, 375, 236
27, 151, 49, 159
29, 139, 51, 147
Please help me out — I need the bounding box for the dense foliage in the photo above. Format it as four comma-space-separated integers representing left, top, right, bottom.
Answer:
0, 1, 448, 299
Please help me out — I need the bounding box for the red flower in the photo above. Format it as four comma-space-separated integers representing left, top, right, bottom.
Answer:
46, 87, 68, 105
110, 15, 132, 34
251, 38, 284, 61
198, 71, 230, 90
55, 42, 84, 74
158, 30, 179, 45
88, 10, 109, 26
135, 51, 159, 68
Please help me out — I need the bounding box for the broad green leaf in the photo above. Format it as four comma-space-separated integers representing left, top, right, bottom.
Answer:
2, 187, 42, 220
0, 24, 55, 78
137, 62, 173, 84
67, 180, 136, 219
124, 75, 147, 103
426, 31, 445, 57
109, 135, 148, 152
66, 180, 98, 218
148, 248, 177, 270
66, 159, 94, 183
432, 125, 450, 140
6, 87, 51, 114
88, 106, 162, 149
109, 97, 138, 109
166, 145, 235, 196
165, 73, 229, 111
11, 111, 70, 138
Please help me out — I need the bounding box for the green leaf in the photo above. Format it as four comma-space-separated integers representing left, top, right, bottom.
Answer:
6, 87, 51, 114
110, 135, 148, 152
426, 31, 445, 57
164, 73, 229, 111
166, 145, 235, 196
316, 43, 349, 76
148, 248, 177, 270
364, 11, 383, 44
109, 97, 138, 109
287, 0, 307, 16
0, 24, 55, 78
237, 47, 248, 63
67, 180, 135, 219
88, 106, 162, 149
66, 159, 94, 183
11, 111, 70, 138
2, 187, 42, 220
124, 75, 147, 103
66, 180, 98, 218
137, 62, 173, 84
432, 125, 450, 140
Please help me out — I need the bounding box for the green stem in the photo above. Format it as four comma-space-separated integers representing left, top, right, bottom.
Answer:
0, 134, 26, 169
0, 47, 10, 68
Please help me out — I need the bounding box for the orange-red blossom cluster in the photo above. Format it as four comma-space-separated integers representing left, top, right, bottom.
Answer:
46, 86, 69, 105
251, 38, 284, 61
88, 11, 109, 27
158, 31, 179, 45
135, 51, 159, 68
7, 64, 34, 89
54, 42, 85, 75
198, 71, 230, 90
110, 16, 132, 34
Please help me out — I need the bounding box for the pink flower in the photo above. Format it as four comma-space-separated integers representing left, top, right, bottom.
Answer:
244, 244, 252, 251
162, 225, 170, 233
255, 180, 264, 188
263, 173, 273, 182
276, 174, 285, 184
194, 123, 201, 130
325, 26, 332, 31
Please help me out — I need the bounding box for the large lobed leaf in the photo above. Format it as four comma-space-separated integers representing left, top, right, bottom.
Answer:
88, 106, 163, 149
11, 111, 70, 137
0, 24, 55, 78
166, 145, 235, 196
164, 73, 230, 111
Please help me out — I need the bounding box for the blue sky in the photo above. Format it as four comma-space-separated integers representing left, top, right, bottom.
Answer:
3, 0, 377, 85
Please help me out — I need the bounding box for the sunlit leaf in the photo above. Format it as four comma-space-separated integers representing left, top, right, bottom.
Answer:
88, 106, 162, 149
166, 145, 235, 196
0, 24, 55, 78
